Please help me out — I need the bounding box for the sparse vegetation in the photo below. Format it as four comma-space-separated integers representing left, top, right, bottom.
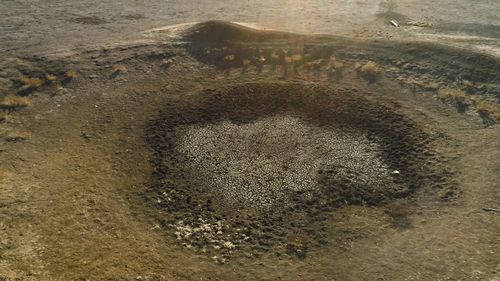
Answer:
437, 89, 500, 122
291, 54, 303, 63
327, 56, 344, 80
161, 58, 174, 68
329, 61, 344, 70
113, 64, 128, 74
438, 88, 467, 103
357, 61, 380, 82
406, 21, 433, 28
45, 74, 58, 83
437, 88, 470, 113
63, 69, 78, 83
19, 76, 44, 89
0, 95, 32, 111
4, 130, 30, 142
475, 100, 500, 122
224, 54, 235, 61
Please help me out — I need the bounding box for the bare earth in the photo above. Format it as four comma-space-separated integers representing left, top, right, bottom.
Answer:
0, 1, 499, 281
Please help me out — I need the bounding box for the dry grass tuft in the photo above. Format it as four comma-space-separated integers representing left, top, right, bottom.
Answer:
224, 54, 235, 61
113, 64, 128, 74
20, 77, 44, 89
62, 69, 78, 84
64, 69, 78, 80
161, 58, 174, 68
357, 61, 380, 82
437, 88, 470, 113
0, 95, 32, 110
438, 88, 467, 103
438, 89, 500, 122
291, 54, 303, 62
328, 56, 344, 70
45, 74, 58, 83
475, 100, 500, 121
4, 130, 31, 142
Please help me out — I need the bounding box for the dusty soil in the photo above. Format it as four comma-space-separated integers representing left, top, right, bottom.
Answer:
1, 0, 500, 56
0, 12, 499, 281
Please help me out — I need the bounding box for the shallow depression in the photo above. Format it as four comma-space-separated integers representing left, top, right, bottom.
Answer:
146, 82, 450, 259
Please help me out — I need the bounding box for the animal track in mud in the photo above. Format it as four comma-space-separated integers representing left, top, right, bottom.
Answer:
145, 82, 453, 261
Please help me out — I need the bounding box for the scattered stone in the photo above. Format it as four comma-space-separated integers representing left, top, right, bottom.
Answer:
161, 58, 175, 68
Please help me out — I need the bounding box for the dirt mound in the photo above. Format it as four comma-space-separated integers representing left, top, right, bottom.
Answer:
145, 82, 452, 261
183, 21, 500, 102
184, 20, 299, 47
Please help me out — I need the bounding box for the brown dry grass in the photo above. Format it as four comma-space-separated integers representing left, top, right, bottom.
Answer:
20, 76, 44, 89
328, 56, 344, 70
161, 58, 174, 68
4, 130, 31, 142
475, 100, 500, 121
438, 88, 467, 103
45, 74, 58, 83
357, 61, 380, 82
64, 69, 78, 79
113, 64, 128, 74
0, 95, 32, 110
438, 88, 500, 122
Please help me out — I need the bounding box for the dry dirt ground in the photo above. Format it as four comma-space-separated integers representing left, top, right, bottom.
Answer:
1, 0, 500, 56
0, 2, 499, 281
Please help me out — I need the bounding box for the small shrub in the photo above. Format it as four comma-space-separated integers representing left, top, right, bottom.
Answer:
45, 74, 58, 83
476, 100, 500, 121
438, 88, 470, 113
64, 69, 78, 81
357, 61, 380, 82
161, 58, 174, 68
0, 95, 32, 110
438, 88, 467, 103
327, 57, 344, 80
19, 77, 43, 89
113, 64, 128, 74
291, 54, 303, 63
4, 130, 30, 142
328, 56, 344, 69
224, 54, 235, 61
